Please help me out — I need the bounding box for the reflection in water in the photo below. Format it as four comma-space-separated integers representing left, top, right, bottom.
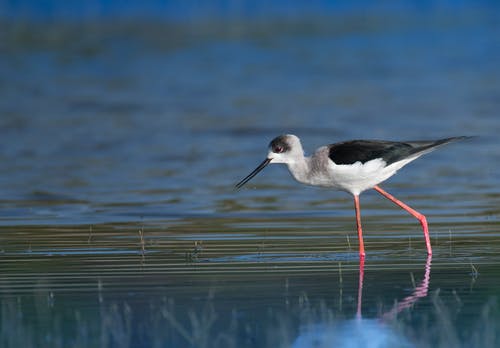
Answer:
2, 248, 499, 347
292, 256, 432, 348
356, 256, 365, 320
381, 255, 432, 321
291, 320, 413, 348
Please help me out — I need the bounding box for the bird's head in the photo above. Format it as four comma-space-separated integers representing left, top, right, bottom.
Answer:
266, 134, 303, 164
235, 134, 303, 189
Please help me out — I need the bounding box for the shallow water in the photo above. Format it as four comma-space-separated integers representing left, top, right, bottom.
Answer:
2, 218, 500, 347
1, 5, 500, 348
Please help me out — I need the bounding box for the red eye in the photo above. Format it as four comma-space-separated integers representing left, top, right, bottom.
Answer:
274, 146, 284, 153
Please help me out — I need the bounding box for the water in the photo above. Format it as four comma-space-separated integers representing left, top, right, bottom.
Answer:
1, 5, 500, 347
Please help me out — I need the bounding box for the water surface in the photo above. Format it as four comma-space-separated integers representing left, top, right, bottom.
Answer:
1, 6, 500, 347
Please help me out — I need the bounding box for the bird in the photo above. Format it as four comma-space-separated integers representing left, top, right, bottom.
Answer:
235, 134, 469, 258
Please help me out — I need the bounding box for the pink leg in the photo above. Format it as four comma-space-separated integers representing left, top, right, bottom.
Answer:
373, 185, 432, 255
353, 195, 366, 258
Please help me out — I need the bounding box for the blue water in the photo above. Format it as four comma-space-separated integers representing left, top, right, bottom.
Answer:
1, 3, 500, 347
2, 9, 499, 226
4, 1, 498, 21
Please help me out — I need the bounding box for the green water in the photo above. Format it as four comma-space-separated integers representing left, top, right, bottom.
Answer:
2, 210, 500, 347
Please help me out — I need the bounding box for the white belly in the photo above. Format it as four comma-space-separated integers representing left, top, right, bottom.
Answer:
323, 157, 418, 195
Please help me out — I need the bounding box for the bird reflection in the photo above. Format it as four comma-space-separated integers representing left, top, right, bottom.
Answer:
380, 254, 432, 321
292, 255, 432, 348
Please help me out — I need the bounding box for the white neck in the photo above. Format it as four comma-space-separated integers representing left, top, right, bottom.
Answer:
286, 155, 312, 185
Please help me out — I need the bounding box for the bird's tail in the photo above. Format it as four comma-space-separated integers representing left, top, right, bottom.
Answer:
407, 136, 473, 158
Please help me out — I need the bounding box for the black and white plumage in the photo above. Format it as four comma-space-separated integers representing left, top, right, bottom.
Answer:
235, 134, 469, 257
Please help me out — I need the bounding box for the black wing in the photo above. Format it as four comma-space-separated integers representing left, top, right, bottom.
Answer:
328, 137, 466, 165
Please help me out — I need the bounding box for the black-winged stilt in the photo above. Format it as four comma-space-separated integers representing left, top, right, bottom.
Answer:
235, 134, 469, 257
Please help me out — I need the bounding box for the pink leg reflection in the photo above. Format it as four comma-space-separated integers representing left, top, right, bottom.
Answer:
356, 256, 365, 320
381, 254, 432, 320
355, 254, 432, 320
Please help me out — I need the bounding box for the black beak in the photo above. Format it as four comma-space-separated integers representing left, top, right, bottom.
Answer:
235, 158, 272, 189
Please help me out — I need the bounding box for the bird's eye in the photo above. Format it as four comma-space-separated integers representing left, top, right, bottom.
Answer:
274, 146, 284, 153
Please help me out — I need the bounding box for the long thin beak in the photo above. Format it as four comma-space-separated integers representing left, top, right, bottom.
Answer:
235, 158, 272, 189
